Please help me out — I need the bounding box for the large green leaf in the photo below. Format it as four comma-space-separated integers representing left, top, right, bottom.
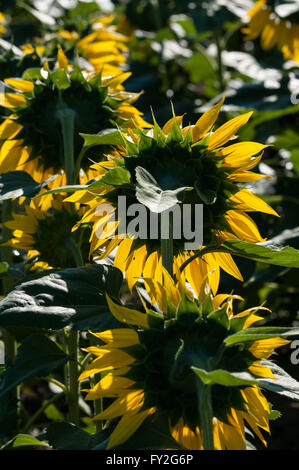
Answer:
135, 166, 192, 213
1, 434, 51, 450
0, 334, 70, 399
0, 172, 58, 201
259, 360, 299, 401
0, 367, 17, 441
37, 167, 131, 197
180, 239, 299, 272
45, 422, 103, 450
0, 265, 123, 331
225, 326, 299, 346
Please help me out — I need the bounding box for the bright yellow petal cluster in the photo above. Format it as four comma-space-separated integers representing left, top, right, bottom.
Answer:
243, 0, 299, 61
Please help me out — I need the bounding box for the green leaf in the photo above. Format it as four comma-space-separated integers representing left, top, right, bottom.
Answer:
99, 167, 131, 187
45, 421, 103, 450
181, 239, 299, 272
80, 128, 125, 148
225, 326, 299, 347
22, 68, 42, 81
38, 167, 131, 197
135, 166, 192, 213
0, 370, 17, 441
4, 434, 51, 450
51, 70, 71, 90
0, 334, 70, 399
0, 172, 58, 201
192, 367, 258, 387
259, 360, 299, 401
0, 262, 8, 276
0, 265, 123, 331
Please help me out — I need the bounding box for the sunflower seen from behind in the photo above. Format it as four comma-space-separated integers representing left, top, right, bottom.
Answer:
66, 97, 278, 296
0, 50, 149, 184
79, 277, 293, 450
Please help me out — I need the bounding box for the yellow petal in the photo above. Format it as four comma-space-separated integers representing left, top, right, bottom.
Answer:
0, 118, 23, 140
93, 389, 144, 421
230, 189, 279, 216
107, 407, 155, 449
213, 251, 243, 281
106, 294, 148, 328
208, 112, 253, 151
192, 96, 225, 143
125, 244, 147, 291
249, 338, 290, 359
78, 348, 134, 380
114, 237, 134, 272
0, 93, 27, 108
57, 45, 68, 68
91, 328, 139, 347
225, 210, 265, 243
4, 78, 34, 93
162, 115, 184, 135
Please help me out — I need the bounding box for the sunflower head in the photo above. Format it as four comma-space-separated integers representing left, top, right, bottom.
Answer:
62, 98, 278, 294
4, 195, 90, 269
0, 12, 7, 36
243, 0, 299, 61
80, 281, 289, 450
0, 54, 148, 175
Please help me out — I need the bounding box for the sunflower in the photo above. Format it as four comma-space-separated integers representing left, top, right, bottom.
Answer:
243, 0, 299, 62
0, 52, 149, 184
21, 15, 129, 78
0, 12, 7, 36
3, 194, 90, 269
79, 278, 290, 450
75, 15, 129, 75
66, 97, 278, 296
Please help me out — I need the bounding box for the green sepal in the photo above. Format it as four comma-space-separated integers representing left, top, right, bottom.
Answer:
51, 69, 71, 90
207, 307, 230, 330
176, 292, 201, 321
192, 367, 258, 387
146, 310, 165, 329
80, 128, 125, 149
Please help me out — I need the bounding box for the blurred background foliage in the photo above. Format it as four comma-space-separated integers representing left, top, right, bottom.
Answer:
1, 0, 299, 449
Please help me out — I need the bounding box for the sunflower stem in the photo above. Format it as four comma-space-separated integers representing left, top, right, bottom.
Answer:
196, 378, 214, 450
160, 211, 174, 278
66, 235, 84, 267
1, 200, 20, 428
57, 107, 76, 185
58, 106, 81, 427
67, 329, 80, 426
90, 335, 103, 433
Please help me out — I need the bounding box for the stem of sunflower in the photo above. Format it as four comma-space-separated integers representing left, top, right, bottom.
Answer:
57, 107, 76, 185
58, 105, 81, 427
67, 329, 80, 426
1, 200, 20, 428
160, 210, 174, 279
196, 378, 214, 450
215, 30, 225, 93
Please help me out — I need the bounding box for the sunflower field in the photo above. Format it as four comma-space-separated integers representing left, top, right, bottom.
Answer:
1, 0, 299, 453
